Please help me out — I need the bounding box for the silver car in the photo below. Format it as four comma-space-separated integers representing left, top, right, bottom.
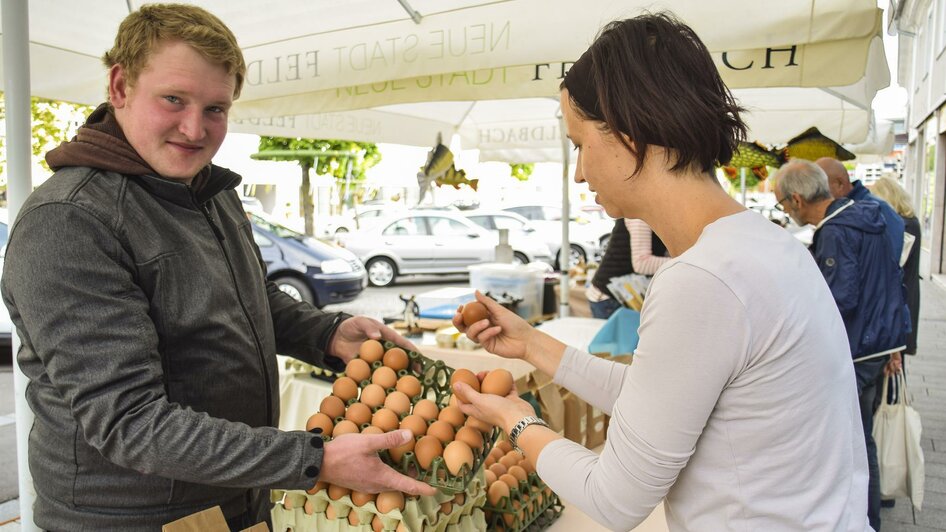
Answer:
499, 204, 602, 268
338, 210, 553, 287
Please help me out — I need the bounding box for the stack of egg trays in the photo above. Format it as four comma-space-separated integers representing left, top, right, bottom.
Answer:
482, 473, 564, 532
270, 471, 489, 532
282, 357, 341, 382
336, 341, 500, 494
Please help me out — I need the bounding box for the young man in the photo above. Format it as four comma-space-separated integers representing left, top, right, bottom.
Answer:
1, 5, 433, 530
774, 159, 908, 531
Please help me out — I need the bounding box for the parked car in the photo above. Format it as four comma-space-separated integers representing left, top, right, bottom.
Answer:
249, 213, 367, 307
576, 204, 618, 252
338, 210, 554, 287
463, 209, 569, 267
500, 204, 602, 268
318, 205, 403, 238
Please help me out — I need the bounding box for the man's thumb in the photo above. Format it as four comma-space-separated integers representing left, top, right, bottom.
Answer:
369, 429, 413, 451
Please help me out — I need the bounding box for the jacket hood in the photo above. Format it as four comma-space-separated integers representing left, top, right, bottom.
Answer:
822, 198, 885, 235
45, 103, 240, 204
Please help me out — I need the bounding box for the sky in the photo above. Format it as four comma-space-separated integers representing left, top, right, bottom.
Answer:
874, 0, 909, 120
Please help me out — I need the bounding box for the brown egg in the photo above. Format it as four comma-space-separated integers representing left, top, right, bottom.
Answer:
360, 383, 387, 409
450, 369, 480, 398
499, 473, 519, 491
387, 434, 415, 463
383, 347, 409, 372
345, 402, 373, 426
372, 408, 400, 432
348, 512, 361, 526
395, 375, 422, 398
351, 490, 376, 507
376, 491, 405, 514
448, 394, 460, 408
395, 522, 408, 532
484, 469, 497, 486
319, 395, 346, 420
303, 499, 314, 515
485, 455, 496, 468
384, 391, 412, 416
345, 358, 372, 384
461, 301, 489, 326
455, 426, 484, 450
443, 440, 474, 476
465, 416, 493, 434
487, 480, 510, 506
372, 366, 398, 390
412, 399, 439, 421
399, 414, 428, 437
360, 339, 385, 363
305, 412, 334, 436
519, 459, 535, 474
332, 377, 359, 403
414, 435, 444, 469
496, 440, 513, 454
507, 465, 528, 483
328, 483, 351, 500
371, 515, 383, 532
361, 425, 384, 435
440, 501, 453, 514
481, 369, 514, 396
427, 420, 455, 445
498, 453, 520, 470
489, 446, 505, 461
438, 405, 466, 429
325, 503, 338, 520
489, 462, 507, 478
332, 419, 360, 436
454, 492, 466, 505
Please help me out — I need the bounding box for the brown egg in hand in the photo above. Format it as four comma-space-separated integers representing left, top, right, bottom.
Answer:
461, 301, 489, 327
481, 369, 514, 396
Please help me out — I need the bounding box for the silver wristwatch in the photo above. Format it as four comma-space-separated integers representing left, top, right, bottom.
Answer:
508, 416, 550, 453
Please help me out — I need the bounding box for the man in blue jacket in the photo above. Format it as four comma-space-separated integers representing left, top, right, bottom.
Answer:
775, 159, 909, 531
818, 157, 905, 264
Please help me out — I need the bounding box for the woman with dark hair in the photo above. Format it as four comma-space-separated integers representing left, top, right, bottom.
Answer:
452, 13, 871, 531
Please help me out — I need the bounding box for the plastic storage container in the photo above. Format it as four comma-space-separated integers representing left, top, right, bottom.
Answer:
416, 287, 476, 319
468, 264, 545, 322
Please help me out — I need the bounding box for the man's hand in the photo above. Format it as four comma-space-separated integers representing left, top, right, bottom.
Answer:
884, 351, 902, 377
319, 430, 437, 496
329, 316, 420, 364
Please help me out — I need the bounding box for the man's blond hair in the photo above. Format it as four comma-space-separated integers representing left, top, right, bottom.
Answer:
103, 3, 246, 98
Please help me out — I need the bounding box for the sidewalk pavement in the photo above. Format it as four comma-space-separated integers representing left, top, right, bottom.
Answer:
0, 278, 945, 531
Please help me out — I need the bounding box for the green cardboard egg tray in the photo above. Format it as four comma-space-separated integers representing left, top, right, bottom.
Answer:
483, 473, 563, 532
324, 341, 500, 494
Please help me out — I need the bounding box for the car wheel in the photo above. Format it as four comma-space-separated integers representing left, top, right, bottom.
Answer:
512, 252, 529, 265
335, 227, 349, 234
599, 234, 611, 255
274, 276, 315, 304
555, 244, 587, 270
366, 257, 397, 287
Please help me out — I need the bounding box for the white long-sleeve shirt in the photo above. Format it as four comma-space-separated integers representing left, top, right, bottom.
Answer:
538, 210, 870, 531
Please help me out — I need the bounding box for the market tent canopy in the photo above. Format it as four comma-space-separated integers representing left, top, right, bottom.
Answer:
3, 0, 884, 113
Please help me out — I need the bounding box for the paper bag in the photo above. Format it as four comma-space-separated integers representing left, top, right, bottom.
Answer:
162, 505, 270, 532
516, 371, 565, 433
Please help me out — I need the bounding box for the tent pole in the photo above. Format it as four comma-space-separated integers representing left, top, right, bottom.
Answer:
558, 115, 570, 318
2, 0, 38, 529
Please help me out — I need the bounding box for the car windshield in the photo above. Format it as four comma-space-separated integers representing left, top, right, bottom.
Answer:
249, 213, 307, 241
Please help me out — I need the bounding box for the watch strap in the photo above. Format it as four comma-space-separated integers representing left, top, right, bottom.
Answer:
508, 415, 549, 453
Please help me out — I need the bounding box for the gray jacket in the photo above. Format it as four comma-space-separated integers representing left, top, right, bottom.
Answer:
2, 165, 348, 530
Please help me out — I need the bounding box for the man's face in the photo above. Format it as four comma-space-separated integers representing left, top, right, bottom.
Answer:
109, 40, 235, 182
775, 191, 805, 226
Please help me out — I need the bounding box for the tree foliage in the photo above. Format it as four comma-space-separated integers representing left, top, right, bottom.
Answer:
0, 93, 93, 179
509, 163, 534, 181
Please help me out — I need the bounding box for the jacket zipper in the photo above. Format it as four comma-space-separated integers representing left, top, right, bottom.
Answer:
198, 199, 274, 426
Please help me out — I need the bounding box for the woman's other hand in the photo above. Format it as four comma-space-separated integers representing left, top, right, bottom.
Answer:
452, 291, 535, 361
452, 379, 536, 435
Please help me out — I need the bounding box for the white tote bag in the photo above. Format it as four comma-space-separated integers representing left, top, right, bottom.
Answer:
872, 372, 925, 509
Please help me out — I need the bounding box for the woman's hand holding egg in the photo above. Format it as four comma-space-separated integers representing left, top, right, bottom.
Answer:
452, 369, 537, 435
453, 291, 535, 361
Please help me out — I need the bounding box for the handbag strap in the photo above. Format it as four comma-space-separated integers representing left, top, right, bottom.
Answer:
898, 371, 910, 407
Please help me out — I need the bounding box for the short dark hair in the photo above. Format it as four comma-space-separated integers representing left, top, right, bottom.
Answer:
563, 12, 746, 176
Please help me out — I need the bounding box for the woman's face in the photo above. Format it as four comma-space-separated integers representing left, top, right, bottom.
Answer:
559, 89, 639, 219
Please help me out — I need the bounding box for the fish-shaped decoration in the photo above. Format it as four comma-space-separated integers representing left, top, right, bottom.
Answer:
781, 127, 855, 162
721, 141, 781, 182
416, 140, 475, 202
435, 165, 478, 191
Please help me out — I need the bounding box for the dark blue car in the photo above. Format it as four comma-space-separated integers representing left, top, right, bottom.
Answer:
250, 213, 367, 308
